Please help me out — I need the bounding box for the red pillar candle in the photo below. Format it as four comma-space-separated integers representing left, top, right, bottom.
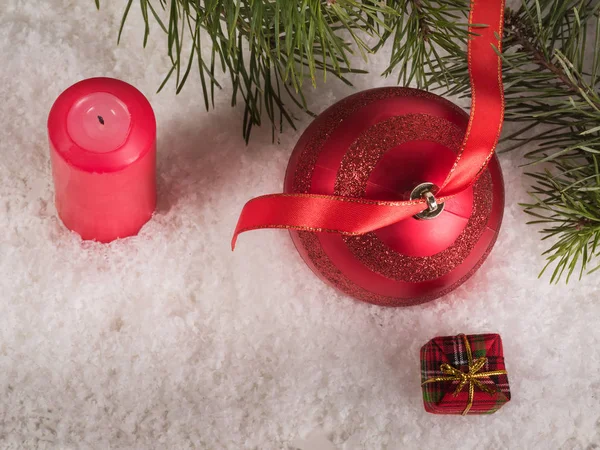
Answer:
48, 78, 156, 242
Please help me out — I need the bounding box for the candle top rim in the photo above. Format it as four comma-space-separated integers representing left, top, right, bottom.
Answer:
48, 77, 156, 173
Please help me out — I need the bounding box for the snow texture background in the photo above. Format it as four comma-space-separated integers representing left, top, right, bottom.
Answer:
0, 1, 599, 448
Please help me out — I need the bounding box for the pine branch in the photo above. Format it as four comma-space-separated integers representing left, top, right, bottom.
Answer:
104, 0, 397, 141
99, 0, 474, 139
504, 2, 600, 282
520, 156, 600, 283
377, 0, 471, 87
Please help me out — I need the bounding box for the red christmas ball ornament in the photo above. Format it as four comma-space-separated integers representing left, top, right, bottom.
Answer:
283, 87, 504, 306
232, 0, 506, 307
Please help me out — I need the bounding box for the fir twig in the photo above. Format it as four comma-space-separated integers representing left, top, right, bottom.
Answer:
505, 2, 600, 282
379, 0, 471, 88
106, 0, 396, 141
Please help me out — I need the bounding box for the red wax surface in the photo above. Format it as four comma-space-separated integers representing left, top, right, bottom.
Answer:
48, 78, 156, 242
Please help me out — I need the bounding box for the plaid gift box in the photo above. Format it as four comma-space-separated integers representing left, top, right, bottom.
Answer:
420, 333, 511, 415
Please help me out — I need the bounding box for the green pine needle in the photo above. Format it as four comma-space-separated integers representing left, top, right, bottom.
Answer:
110, 0, 400, 141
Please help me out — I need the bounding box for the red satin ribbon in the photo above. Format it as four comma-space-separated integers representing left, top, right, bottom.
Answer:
233, 0, 505, 250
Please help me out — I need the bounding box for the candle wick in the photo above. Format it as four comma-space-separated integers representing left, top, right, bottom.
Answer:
98, 115, 105, 125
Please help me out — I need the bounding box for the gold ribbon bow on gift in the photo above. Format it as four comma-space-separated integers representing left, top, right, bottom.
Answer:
422, 334, 507, 415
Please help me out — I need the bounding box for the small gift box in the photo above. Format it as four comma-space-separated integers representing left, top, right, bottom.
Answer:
421, 333, 511, 415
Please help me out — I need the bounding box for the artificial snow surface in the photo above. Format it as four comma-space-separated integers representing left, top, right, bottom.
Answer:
1, 1, 599, 449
